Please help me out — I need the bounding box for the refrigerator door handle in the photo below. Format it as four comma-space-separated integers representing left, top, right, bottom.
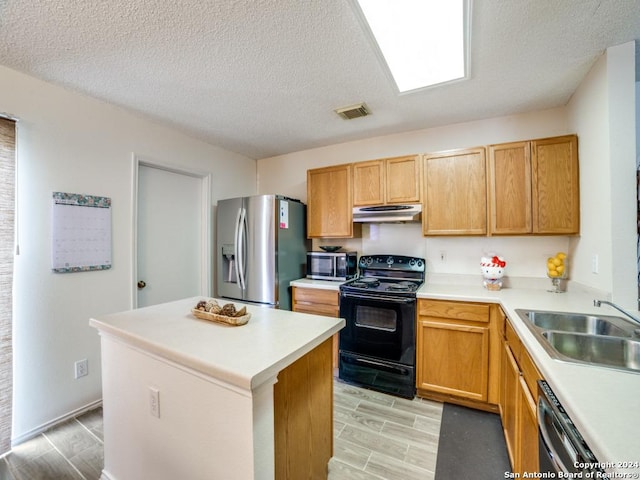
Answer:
236, 207, 247, 290
233, 207, 243, 289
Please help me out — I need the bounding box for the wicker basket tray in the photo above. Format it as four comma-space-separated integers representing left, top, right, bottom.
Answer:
191, 308, 251, 326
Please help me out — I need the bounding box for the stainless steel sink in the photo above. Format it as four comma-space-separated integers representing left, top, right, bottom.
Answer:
542, 331, 640, 371
515, 309, 640, 373
523, 311, 634, 337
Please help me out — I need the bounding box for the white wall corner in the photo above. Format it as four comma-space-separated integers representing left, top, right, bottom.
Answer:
606, 41, 637, 308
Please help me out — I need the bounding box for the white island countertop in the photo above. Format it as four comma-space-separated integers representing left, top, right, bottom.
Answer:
90, 296, 344, 391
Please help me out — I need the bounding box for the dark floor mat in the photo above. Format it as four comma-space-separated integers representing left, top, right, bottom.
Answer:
435, 403, 511, 480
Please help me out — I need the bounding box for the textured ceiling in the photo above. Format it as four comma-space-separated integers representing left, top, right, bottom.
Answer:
1, 1, 639, 159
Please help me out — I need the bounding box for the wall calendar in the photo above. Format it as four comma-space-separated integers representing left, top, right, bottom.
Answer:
51, 192, 112, 273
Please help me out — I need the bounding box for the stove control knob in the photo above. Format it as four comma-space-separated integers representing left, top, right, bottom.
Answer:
387, 256, 394, 265
417, 260, 423, 268
409, 258, 416, 266
366, 256, 373, 265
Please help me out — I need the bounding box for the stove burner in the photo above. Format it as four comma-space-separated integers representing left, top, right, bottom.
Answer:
360, 277, 379, 283
340, 255, 425, 297
350, 277, 380, 289
386, 281, 417, 292
343, 278, 420, 293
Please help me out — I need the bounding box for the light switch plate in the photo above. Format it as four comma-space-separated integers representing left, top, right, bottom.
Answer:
149, 387, 160, 418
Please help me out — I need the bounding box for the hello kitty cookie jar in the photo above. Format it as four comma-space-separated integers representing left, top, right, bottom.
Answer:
481, 255, 506, 290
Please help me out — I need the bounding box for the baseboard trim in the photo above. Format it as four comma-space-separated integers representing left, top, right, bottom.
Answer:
11, 398, 103, 446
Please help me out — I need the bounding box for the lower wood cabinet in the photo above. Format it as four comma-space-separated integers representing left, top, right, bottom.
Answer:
501, 318, 543, 474
292, 286, 340, 369
519, 375, 539, 474
501, 341, 520, 466
417, 319, 489, 401
416, 299, 544, 473
274, 337, 333, 479
416, 299, 502, 410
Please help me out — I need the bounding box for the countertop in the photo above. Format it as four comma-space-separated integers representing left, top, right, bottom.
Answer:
290, 278, 346, 290
90, 296, 345, 391
291, 277, 640, 474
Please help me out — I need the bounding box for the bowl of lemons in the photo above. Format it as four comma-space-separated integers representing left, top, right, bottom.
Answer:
546, 252, 568, 293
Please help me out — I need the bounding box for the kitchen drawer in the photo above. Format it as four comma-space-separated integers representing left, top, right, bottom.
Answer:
496, 307, 507, 338
293, 303, 339, 317
520, 345, 543, 395
505, 319, 522, 361
419, 299, 490, 323
293, 288, 339, 306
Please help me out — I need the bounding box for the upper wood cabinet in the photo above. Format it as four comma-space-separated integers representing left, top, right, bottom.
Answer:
532, 135, 579, 234
353, 155, 421, 206
307, 164, 355, 238
353, 160, 385, 206
423, 147, 487, 235
306, 134, 578, 238
489, 135, 579, 235
488, 141, 532, 234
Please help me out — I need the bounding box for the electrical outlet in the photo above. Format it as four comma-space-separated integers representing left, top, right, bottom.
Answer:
74, 359, 88, 379
592, 254, 599, 274
439, 251, 447, 263
149, 387, 160, 418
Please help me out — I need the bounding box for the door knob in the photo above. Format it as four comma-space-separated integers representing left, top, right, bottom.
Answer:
137, 280, 146, 289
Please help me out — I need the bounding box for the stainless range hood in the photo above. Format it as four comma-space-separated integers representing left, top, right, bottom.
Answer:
353, 204, 422, 223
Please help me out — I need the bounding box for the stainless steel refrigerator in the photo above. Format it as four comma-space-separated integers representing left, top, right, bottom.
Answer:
216, 194, 308, 310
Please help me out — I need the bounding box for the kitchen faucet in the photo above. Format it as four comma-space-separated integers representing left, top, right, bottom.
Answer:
593, 299, 640, 327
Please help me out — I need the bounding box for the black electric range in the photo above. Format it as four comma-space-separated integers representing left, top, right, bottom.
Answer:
338, 255, 425, 398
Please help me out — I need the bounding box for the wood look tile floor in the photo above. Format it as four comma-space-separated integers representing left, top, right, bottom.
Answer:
0, 381, 442, 480
329, 380, 442, 480
0, 408, 103, 480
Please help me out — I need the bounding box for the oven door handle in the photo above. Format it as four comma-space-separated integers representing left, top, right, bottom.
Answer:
345, 356, 411, 375
340, 292, 415, 304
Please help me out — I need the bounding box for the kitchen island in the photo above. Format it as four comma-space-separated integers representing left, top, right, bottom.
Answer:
90, 297, 344, 480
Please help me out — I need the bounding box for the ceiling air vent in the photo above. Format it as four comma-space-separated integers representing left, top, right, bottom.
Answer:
335, 103, 370, 120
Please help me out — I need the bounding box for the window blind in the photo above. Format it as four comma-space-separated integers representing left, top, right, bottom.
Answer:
0, 116, 16, 455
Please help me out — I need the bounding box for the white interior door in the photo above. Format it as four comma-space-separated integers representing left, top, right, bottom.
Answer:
136, 163, 209, 308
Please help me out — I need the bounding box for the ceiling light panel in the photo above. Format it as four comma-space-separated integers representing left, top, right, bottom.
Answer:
354, 0, 469, 93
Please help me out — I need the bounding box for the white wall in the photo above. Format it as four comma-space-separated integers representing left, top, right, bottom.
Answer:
607, 42, 637, 307
257, 108, 573, 282
567, 41, 637, 307
566, 52, 613, 294
0, 65, 257, 442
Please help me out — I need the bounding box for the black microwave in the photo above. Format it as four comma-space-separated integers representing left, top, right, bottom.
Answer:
306, 251, 357, 281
